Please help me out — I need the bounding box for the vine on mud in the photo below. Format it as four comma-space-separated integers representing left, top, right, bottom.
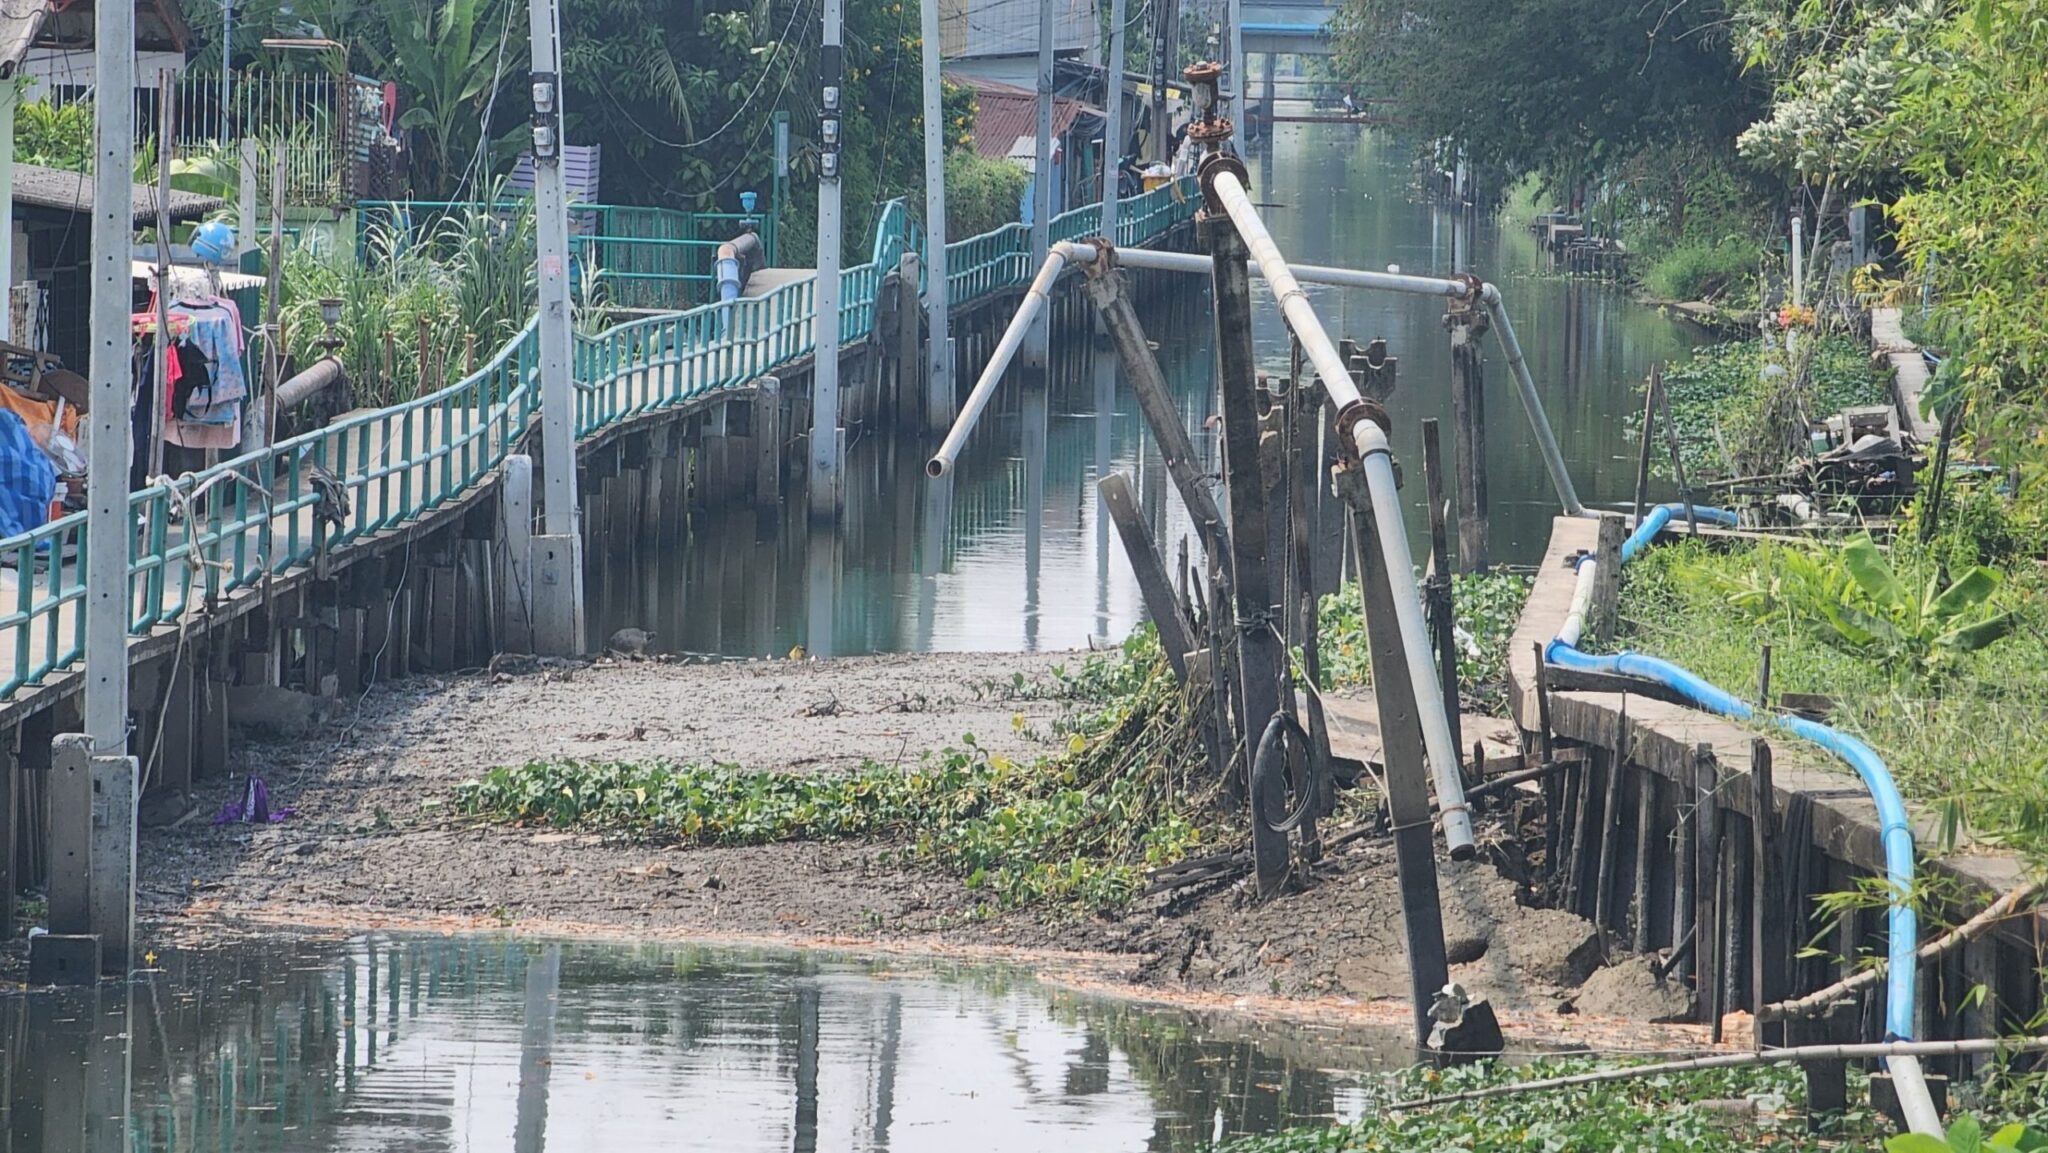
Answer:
455, 630, 1228, 913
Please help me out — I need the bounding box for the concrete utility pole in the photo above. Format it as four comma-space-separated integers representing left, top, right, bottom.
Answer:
527, 0, 586, 653
810, 0, 846, 518
1100, 0, 1125, 241
919, 0, 952, 433
85, 0, 136, 756
1026, 0, 1052, 368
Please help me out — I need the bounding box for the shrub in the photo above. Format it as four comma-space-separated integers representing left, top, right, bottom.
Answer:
1643, 237, 1762, 302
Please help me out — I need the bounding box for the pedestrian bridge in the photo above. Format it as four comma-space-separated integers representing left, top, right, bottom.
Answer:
1242, 0, 1339, 57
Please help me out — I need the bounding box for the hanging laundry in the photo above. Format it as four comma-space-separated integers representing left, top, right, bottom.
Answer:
0, 409, 55, 537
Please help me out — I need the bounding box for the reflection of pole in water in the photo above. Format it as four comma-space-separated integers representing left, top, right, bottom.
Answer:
872, 992, 901, 1149
34, 985, 131, 1153
793, 982, 820, 1153
1022, 373, 1048, 651
804, 525, 841, 659
512, 945, 561, 1153
916, 475, 953, 651
1092, 337, 1115, 638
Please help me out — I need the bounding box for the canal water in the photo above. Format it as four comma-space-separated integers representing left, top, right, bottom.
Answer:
5, 933, 1413, 1151
589, 123, 1701, 657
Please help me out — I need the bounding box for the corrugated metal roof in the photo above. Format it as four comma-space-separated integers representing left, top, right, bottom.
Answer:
14, 162, 223, 222
948, 73, 1104, 161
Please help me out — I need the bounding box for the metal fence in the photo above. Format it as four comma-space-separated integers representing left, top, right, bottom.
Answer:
357, 201, 782, 312
0, 179, 1195, 702
51, 71, 368, 207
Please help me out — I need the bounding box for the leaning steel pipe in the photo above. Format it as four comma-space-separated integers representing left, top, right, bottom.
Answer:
927, 247, 1070, 478
1480, 284, 1585, 516
1204, 168, 1475, 856
1354, 421, 1476, 856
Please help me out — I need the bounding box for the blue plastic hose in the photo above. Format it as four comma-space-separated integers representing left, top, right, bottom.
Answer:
1552, 503, 1919, 1041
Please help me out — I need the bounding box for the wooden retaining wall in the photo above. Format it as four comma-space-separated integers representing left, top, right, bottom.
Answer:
1507, 515, 2042, 1076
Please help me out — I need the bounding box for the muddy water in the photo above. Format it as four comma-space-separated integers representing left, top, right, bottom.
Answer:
6, 933, 1411, 1151
588, 123, 1699, 658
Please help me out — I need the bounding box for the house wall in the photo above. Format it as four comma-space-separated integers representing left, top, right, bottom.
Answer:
18, 48, 185, 100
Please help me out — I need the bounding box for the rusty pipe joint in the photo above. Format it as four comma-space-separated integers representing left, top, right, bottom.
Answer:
1197, 150, 1250, 219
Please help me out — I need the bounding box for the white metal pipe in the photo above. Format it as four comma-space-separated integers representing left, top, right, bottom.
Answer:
1478, 285, 1585, 516
1557, 557, 1596, 649
1204, 171, 1474, 853
1888, 1055, 1946, 1138
1059, 241, 1468, 298
1356, 421, 1476, 855
926, 248, 1069, 477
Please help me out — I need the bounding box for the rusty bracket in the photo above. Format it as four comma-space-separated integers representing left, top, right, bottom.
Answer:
1080, 235, 1118, 280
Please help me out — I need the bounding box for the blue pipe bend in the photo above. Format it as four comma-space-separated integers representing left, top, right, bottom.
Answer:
1552, 505, 1918, 1042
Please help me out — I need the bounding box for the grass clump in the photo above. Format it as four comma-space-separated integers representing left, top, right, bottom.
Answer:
1319, 571, 1532, 716
455, 631, 1225, 913
1615, 532, 2048, 860
1653, 333, 1889, 480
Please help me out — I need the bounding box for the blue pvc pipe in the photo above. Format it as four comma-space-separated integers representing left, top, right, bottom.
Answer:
1554, 503, 1919, 1042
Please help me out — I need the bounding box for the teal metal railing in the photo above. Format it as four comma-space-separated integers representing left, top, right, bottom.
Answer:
357, 200, 782, 312
0, 179, 1194, 703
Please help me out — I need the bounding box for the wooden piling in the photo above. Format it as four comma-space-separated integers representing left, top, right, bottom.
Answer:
1593, 700, 1629, 936
1633, 369, 1658, 526
1421, 418, 1465, 760
1590, 513, 1626, 646
1632, 770, 1656, 952
1695, 743, 1723, 1029
1652, 368, 1698, 534
1100, 472, 1193, 679
1206, 214, 1289, 895
1446, 303, 1490, 571
754, 377, 784, 510
1342, 468, 1455, 1050
1750, 738, 1779, 1047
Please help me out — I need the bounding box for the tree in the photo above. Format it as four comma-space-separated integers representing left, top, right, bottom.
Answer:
1330, 0, 1763, 191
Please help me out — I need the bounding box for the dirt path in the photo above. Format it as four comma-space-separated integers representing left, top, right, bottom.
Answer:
143, 652, 1701, 1039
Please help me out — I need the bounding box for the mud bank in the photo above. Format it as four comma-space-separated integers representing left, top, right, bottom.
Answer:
141, 653, 1694, 1033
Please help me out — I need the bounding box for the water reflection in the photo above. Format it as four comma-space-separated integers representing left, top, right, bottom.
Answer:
588, 124, 1702, 657
1, 935, 1412, 1151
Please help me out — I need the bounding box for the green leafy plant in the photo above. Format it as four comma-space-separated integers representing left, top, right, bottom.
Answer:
1888, 1117, 2048, 1153
455, 631, 1223, 913
1824, 535, 2017, 666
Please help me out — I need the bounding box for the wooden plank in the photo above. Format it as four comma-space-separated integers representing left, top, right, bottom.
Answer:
1315, 693, 1519, 772
1099, 473, 1192, 680
429, 565, 458, 670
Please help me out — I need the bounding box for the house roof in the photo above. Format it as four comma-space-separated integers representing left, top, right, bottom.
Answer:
0, 0, 47, 75
14, 162, 222, 223
32, 0, 190, 59
946, 72, 1104, 161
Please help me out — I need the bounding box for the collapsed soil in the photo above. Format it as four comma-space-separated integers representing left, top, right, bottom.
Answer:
141, 652, 1695, 1034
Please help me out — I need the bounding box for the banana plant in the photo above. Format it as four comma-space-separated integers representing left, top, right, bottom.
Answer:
1888, 1116, 2048, 1153
1823, 534, 2018, 667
